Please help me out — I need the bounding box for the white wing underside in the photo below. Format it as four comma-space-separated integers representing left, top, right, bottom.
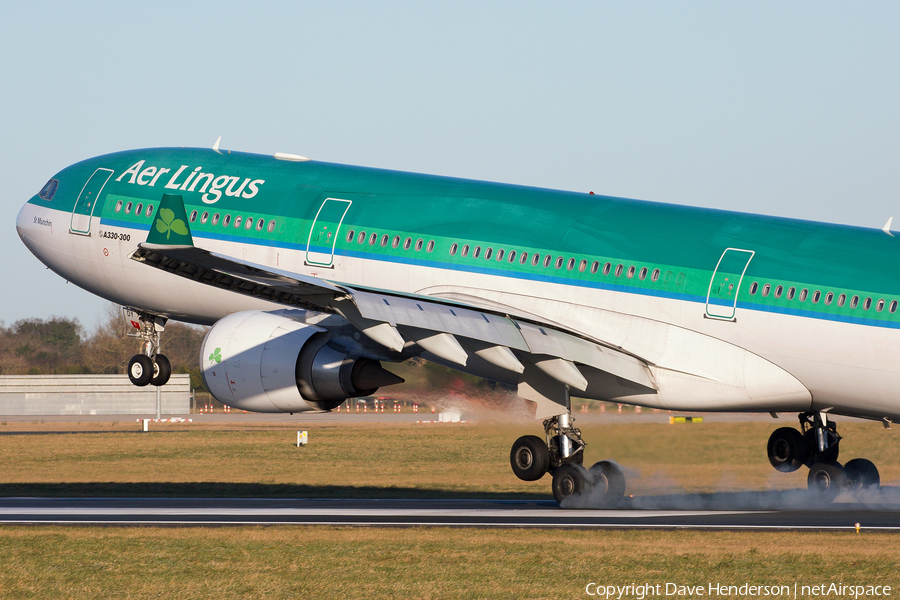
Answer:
132, 243, 811, 418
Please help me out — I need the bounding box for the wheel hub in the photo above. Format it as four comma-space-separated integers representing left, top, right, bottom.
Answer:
515, 448, 533, 470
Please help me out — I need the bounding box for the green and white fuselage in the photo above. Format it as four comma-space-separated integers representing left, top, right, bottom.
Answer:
16, 146, 900, 422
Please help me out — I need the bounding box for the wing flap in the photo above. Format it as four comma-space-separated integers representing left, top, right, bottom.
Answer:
350, 289, 529, 351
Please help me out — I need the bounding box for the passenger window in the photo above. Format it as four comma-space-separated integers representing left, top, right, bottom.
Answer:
267, 220, 275, 233
762, 284, 770, 297
256, 219, 264, 231
639, 267, 647, 280
135, 203, 143, 216
812, 291, 820, 303
450, 243, 458, 255
838, 293, 846, 307
348, 230, 356, 242
531, 254, 539, 266
799, 288, 808, 301
125, 202, 133, 214
474, 246, 481, 258
591, 261, 599, 274
566, 258, 575, 270
146, 205, 154, 217
234, 216, 242, 228
615, 264, 623, 277
403, 237, 412, 250
496, 249, 504, 261
245, 217, 253, 230
212, 213, 220, 225
876, 298, 885, 312
356, 231, 365, 243
508, 250, 516, 263
520, 252, 528, 265
426, 240, 434, 253
189, 210, 198, 222
824, 292, 833, 305
579, 260, 587, 273
223, 215, 231, 227
651, 268, 660, 281
749, 282, 758, 295
774, 285, 783, 298
543, 255, 551, 268
392, 236, 400, 248
462, 244, 469, 257
381, 234, 388, 247
485, 247, 493, 260
201, 212, 209, 224
415, 239, 423, 251
864, 297, 872, 310
555, 257, 563, 269
890, 300, 898, 313
851, 295, 859, 308
369, 233, 377, 245
603, 263, 612, 276
115, 200, 123, 213
787, 287, 796, 300
626, 266, 635, 278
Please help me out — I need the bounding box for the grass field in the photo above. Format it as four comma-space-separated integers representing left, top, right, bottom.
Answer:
0, 417, 899, 598
0, 418, 898, 498
0, 527, 897, 599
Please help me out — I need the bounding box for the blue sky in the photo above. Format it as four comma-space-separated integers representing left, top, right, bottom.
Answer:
2, 2, 899, 331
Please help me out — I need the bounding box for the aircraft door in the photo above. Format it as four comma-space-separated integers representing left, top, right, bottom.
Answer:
705, 248, 755, 320
70, 168, 114, 235
305, 197, 352, 267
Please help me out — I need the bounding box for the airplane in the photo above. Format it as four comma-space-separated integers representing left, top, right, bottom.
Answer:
16, 140, 900, 506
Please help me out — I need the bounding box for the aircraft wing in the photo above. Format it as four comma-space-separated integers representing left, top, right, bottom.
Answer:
132, 194, 658, 418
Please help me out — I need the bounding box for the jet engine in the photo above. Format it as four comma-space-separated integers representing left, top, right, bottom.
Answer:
200, 310, 403, 412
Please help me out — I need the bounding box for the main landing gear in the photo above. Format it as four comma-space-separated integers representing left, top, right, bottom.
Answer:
510, 412, 625, 508
125, 310, 171, 388
767, 412, 880, 502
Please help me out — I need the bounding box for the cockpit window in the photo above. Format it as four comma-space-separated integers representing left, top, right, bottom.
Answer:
39, 179, 59, 201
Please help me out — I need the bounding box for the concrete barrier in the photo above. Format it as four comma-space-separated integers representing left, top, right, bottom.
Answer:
0, 374, 190, 415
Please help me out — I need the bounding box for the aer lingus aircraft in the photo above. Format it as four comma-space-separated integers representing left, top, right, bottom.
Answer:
16, 141, 900, 506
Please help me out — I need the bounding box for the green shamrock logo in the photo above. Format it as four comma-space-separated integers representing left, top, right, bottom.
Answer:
209, 347, 222, 364
155, 208, 190, 240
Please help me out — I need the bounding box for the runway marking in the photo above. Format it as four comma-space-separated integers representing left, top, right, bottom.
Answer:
0, 508, 762, 518
0, 519, 896, 530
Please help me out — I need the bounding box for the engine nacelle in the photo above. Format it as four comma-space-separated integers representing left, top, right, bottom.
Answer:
200, 310, 403, 412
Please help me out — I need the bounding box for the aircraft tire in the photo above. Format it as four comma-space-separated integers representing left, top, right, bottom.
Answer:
588, 460, 626, 508
844, 458, 880, 491
767, 427, 808, 472
552, 463, 590, 506
807, 461, 846, 502
151, 354, 172, 387
510, 435, 550, 481
128, 355, 154, 387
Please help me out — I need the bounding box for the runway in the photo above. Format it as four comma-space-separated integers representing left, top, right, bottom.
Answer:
2, 496, 900, 529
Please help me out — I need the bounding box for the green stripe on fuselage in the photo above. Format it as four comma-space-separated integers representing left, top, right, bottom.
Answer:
57, 146, 899, 328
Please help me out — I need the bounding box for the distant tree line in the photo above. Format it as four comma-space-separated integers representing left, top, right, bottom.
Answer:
0, 305, 514, 403
0, 304, 207, 390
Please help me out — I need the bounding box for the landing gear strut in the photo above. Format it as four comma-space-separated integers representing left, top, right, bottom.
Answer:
510, 405, 625, 508
766, 411, 880, 502
124, 309, 171, 387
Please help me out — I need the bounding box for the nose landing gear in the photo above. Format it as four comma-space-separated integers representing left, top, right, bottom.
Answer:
510, 411, 626, 508
124, 309, 171, 387
766, 412, 880, 502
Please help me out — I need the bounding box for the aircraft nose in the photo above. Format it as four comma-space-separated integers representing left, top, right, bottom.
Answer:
16, 201, 31, 241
